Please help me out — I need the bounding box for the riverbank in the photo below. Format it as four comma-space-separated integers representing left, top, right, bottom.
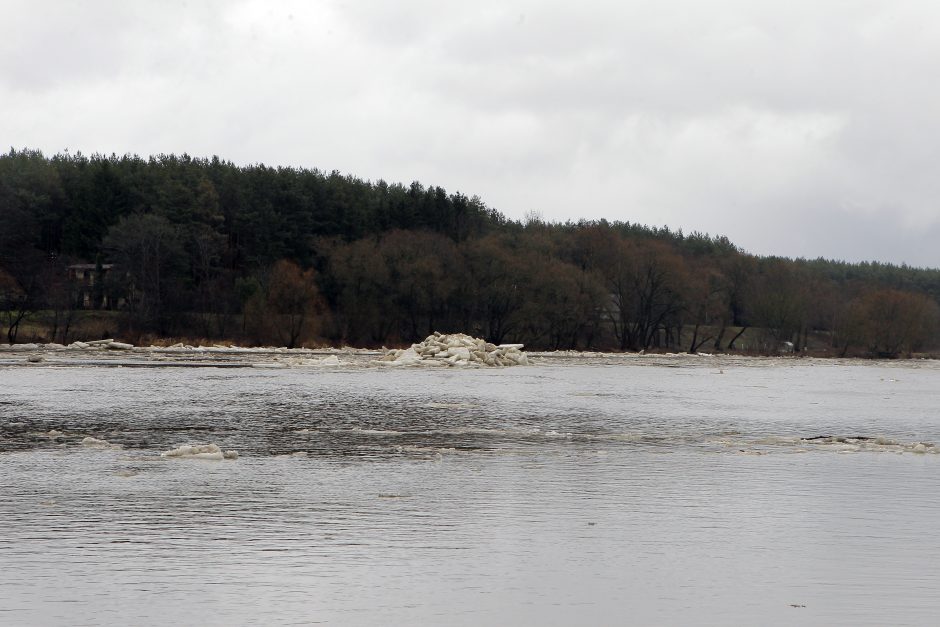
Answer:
7, 311, 915, 358
1, 339, 936, 369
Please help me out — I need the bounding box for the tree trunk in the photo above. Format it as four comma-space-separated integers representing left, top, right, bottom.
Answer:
688, 323, 699, 354
727, 326, 749, 351
713, 323, 727, 352
688, 324, 714, 354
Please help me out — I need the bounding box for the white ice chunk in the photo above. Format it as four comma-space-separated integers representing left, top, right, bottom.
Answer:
394, 347, 421, 365
160, 443, 237, 460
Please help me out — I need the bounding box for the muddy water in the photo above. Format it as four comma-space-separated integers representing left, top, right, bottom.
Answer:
1, 357, 938, 625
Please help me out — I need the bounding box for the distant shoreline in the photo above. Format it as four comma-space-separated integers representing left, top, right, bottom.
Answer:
2, 341, 936, 367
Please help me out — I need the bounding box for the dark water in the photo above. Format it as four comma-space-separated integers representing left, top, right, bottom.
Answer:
1, 357, 938, 625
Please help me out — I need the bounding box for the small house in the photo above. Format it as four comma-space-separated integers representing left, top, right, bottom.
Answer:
67, 263, 116, 309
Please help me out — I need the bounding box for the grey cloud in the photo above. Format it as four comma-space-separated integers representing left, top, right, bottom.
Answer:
1, 0, 939, 266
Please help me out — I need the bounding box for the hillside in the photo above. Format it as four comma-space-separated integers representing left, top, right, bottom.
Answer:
2, 148, 939, 355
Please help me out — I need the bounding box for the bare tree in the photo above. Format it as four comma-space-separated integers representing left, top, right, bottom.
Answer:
0, 268, 33, 344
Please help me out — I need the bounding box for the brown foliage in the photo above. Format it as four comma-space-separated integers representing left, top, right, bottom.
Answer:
859, 289, 940, 357
244, 260, 322, 348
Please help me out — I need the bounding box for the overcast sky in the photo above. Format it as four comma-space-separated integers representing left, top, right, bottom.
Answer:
2, 0, 938, 267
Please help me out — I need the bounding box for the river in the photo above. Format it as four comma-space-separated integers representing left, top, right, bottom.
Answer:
1, 354, 938, 625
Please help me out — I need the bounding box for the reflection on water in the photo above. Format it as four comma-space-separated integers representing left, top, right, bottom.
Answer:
1, 359, 939, 626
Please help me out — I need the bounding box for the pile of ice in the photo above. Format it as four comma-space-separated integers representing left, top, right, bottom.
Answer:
160, 444, 238, 460
379, 332, 528, 367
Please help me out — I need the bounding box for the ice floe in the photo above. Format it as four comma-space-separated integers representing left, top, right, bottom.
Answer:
160, 444, 239, 460
798, 435, 937, 453
708, 434, 940, 455
276, 355, 345, 368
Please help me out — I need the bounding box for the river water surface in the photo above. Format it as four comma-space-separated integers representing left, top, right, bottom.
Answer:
1, 355, 938, 625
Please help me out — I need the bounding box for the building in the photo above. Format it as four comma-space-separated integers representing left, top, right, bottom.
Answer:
66, 263, 116, 309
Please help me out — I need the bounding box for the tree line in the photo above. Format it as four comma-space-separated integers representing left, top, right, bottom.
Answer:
2, 148, 939, 357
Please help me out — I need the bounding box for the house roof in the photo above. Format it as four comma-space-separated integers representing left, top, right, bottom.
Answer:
68, 264, 115, 270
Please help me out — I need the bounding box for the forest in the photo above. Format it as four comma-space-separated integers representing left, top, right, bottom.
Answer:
2, 148, 939, 357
